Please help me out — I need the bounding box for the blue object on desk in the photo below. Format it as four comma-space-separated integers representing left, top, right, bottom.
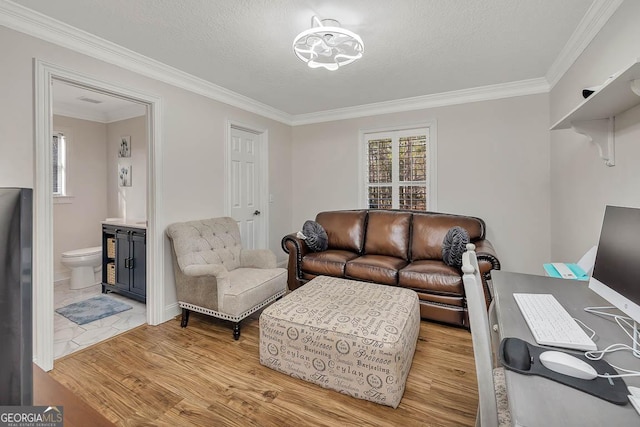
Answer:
543, 263, 588, 280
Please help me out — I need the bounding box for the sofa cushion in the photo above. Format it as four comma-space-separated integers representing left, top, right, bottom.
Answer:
345, 255, 408, 285
364, 211, 411, 259
411, 214, 484, 261
316, 211, 367, 253
224, 267, 287, 316
398, 260, 463, 296
302, 250, 359, 277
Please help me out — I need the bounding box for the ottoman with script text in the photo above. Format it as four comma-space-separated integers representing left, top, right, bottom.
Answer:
259, 275, 420, 408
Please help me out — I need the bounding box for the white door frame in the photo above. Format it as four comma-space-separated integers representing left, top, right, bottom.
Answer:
34, 59, 164, 371
224, 120, 269, 249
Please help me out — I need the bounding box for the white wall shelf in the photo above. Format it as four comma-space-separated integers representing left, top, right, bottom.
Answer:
551, 59, 640, 167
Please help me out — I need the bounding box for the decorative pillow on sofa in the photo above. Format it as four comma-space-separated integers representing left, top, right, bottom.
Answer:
442, 226, 470, 267
300, 220, 329, 252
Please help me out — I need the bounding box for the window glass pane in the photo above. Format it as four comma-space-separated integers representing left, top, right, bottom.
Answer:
399, 185, 427, 211
364, 128, 429, 211
52, 135, 60, 194
367, 138, 392, 183
399, 135, 427, 182
368, 186, 392, 209
52, 134, 65, 196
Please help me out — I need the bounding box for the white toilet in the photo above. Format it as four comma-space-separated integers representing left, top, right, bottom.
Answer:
61, 246, 102, 290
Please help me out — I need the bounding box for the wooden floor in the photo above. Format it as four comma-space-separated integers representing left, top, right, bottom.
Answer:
33, 364, 115, 427
48, 312, 479, 426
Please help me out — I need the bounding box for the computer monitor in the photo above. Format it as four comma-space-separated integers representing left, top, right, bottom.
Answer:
588, 205, 640, 332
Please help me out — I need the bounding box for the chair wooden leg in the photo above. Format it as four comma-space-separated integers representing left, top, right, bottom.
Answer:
181, 308, 190, 328
233, 322, 241, 340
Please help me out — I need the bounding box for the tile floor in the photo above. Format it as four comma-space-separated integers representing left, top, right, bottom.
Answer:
54, 281, 146, 359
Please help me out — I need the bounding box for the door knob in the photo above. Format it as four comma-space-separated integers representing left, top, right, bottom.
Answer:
253, 210, 261, 216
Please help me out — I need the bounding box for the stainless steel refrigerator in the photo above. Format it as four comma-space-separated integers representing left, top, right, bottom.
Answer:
0, 188, 33, 405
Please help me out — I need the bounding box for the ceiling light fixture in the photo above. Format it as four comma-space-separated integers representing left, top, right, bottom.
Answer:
293, 16, 364, 71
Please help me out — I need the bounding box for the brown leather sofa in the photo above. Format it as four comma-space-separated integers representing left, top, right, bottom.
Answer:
281, 209, 500, 327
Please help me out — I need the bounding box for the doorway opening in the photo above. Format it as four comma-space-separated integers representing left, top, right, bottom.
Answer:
34, 60, 164, 371
52, 80, 148, 358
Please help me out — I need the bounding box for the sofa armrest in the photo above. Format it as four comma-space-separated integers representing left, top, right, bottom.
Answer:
180, 264, 231, 309
472, 239, 500, 308
281, 233, 309, 256
183, 263, 229, 279
240, 249, 277, 269
281, 233, 310, 290
474, 239, 500, 273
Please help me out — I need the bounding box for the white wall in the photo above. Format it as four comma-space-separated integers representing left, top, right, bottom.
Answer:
292, 94, 551, 274
52, 115, 108, 280
549, 0, 640, 262
0, 26, 293, 318
9, 0, 638, 319
106, 115, 147, 221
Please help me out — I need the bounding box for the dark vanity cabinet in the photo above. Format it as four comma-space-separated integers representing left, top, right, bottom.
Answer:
102, 224, 146, 303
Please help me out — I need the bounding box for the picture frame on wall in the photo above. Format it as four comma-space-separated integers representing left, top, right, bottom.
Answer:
119, 136, 131, 158
118, 164, 132, 187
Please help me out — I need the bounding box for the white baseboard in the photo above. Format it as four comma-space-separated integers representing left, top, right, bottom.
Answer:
162, 302, 181, 323
54, 274, 70, 286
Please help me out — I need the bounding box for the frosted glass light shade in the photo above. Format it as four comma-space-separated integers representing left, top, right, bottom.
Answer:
293, 16, 364, 71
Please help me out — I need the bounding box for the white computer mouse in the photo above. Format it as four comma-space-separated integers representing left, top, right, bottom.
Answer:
539, 351, 598, 380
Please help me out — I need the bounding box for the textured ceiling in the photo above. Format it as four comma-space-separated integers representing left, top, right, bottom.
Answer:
14, 0, 595, 115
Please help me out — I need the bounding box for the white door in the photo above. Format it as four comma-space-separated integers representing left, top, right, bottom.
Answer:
229, 126, 264, 249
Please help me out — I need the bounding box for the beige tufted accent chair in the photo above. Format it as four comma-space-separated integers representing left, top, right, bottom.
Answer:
166, 217, 287, 339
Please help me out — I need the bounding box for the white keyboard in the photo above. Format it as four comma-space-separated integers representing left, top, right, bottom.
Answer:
513, 293, 597, 351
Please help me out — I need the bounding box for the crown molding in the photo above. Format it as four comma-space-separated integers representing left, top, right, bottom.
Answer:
291, 78, 550, 126
546, 0, 624, 89
0, 0, 293, 125
2, 0, 609, 127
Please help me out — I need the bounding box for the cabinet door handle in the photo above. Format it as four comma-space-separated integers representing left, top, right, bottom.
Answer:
129, 258, 134, 269
124, 258, 129, 268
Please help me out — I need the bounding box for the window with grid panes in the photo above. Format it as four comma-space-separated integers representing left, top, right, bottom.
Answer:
52, 133, 66, 196
364, 128, 431, 211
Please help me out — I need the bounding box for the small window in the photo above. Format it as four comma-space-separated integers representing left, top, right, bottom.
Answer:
52, 133, 66, 196
362, 126, 436, 211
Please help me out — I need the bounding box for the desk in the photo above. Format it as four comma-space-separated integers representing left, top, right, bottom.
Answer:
492, 271, 640, 426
